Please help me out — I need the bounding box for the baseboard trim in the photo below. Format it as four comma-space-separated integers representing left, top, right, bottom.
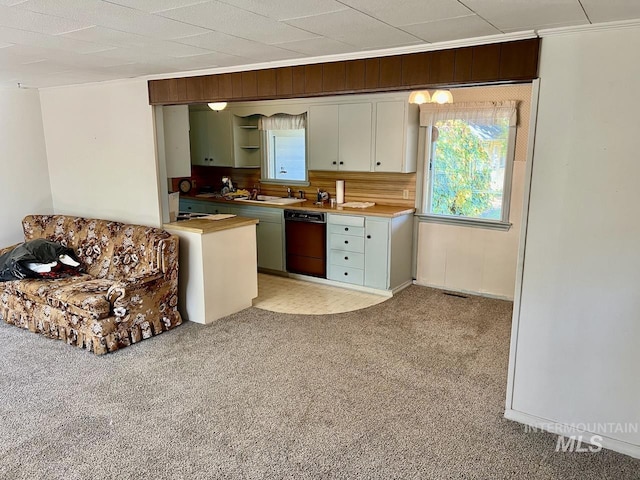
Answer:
504, 409, 640, 460
412, 281, 514, 301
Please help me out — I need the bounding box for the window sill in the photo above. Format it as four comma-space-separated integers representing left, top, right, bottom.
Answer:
416, 214, 512, 231
259, 179, 310, 187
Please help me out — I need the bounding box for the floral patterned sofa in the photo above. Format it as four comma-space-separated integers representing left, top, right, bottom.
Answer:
0, 215, 182, 354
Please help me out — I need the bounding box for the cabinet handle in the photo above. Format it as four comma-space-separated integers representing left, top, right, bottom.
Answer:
344, 256, 348, 260
187, 206, 192, 210
339, 161, 344, 165
376, 162, 381, 166
344, 240, 348, 244
332, 161, 337, 165
344, 272, 348, 276
367, 235, 371, 239
344, 227, 349, 231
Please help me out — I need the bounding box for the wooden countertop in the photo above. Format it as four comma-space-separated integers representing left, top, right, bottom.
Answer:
183, 195, 415, 218
164, 216, 258, 234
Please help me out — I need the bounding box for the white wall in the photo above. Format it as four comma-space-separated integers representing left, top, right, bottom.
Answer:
39, 79, 162, 227
0, 88, 53, 247
508, 27, 640, 454
415, 84, 532, 300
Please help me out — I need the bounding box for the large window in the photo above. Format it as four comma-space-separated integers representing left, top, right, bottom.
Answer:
260, 113, 307, 184
421, 101, 517, 228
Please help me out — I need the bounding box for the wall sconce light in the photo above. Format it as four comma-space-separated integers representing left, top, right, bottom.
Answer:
431, 90, 453, 104
208, 102, 228, 111
408, 91, 431, 105
408, 89, 453, 105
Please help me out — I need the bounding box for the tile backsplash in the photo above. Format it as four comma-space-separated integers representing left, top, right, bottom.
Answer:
172, 166, 416, 207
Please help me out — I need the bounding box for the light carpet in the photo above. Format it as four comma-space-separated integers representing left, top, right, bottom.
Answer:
0, 286, 638, 479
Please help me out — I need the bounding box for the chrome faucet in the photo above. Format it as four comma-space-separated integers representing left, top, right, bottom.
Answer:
286, 187, 293, 198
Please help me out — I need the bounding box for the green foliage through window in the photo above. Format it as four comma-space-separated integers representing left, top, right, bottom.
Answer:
428, 118, 510, 220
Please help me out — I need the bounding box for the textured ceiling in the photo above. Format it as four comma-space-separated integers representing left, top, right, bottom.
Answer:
0, 0, 638, 88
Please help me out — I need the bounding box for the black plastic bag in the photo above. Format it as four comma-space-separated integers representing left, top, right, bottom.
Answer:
0, 239, 81, 282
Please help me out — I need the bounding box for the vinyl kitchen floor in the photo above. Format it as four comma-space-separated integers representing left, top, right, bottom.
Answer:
253, 273, 389, 315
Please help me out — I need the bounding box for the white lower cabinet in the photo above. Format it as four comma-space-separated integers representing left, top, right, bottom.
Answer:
179, 198, 228, 214
327, 213, 413, 291
225, 205, 284, 272
178, 200, 285, 272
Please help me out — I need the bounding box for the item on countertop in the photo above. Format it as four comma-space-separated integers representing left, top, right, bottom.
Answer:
0, 239, 83, 282
223, 189, 250, 200
315, 189, 330, 205
336, 180, 345, 204
340, 202, 376, 208
178, 179, 192, 194
221, 176, 234, 195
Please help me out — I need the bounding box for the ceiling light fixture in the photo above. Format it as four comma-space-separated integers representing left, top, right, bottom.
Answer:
431, 90, 453, 104
408, 91, 430, 105
207, 101, 228, 111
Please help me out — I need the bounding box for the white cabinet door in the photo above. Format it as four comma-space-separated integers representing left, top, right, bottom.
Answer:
208, 110, 233, 167
338, 103, 372, 172
163, 106, 191, 178
189, 110, 209, 166
374, 101, 405, 173
364, 218, 390, 290
309, 105, 339, 171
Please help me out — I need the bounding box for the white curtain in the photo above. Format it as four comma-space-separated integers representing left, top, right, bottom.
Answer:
258, 113, 306, 130
419, 101, 518, 126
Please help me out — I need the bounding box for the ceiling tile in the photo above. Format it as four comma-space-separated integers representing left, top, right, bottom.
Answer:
579, 0, 640, 23
103, 0, 213, 13
285, 9, 422, 49
158, 52, 245, 68
59, 26, 154, 48
17, 0, 210, 39
273, 37, 359, 56
217, 0, 346, 21
0, 26, 117, 54
340, 0, 471, 27
158, 1, 317, 44
402, 15, 501, 42
0, 4, 94, 34
460, 0, 588, 31
175, 31, 300, 61
0, 0, 28, 5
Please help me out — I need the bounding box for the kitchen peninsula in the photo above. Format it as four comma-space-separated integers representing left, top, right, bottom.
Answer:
164, 215, 259, 324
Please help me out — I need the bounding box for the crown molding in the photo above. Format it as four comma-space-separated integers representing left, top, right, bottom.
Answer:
143, 31, 537, 82
538, 18, 640, 37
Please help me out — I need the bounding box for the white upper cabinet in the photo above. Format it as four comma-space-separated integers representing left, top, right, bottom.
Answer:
207, 110, 233, 167
374, 101, 419, 173
308, 104, 339, 171
189, 109, 233, 167
338, 103, 372, 172
309, 103, 372, 172
163, 105, 191, 178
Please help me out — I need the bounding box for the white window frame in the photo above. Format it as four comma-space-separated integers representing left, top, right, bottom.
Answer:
259, 114, 309, 186
418, 103, 518, 231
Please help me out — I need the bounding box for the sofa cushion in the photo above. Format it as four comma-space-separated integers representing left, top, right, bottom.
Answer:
10, 276, 113, 319
22, 215, 172, 281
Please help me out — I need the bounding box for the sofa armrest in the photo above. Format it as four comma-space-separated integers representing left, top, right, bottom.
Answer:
106, 272, 164, 306
0, 243, 22, 257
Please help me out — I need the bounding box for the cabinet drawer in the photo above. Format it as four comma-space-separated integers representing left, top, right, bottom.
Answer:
328, 214, 365, 227
329, 234, 364, 253
328, 224, 364, 237
328, 265, 364, 286
329, 250, 364, 269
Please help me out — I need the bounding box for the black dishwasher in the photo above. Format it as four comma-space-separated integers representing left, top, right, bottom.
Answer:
284, 210, 326, 278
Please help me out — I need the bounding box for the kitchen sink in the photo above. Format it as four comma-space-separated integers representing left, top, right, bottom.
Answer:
235, 195, 306, 205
